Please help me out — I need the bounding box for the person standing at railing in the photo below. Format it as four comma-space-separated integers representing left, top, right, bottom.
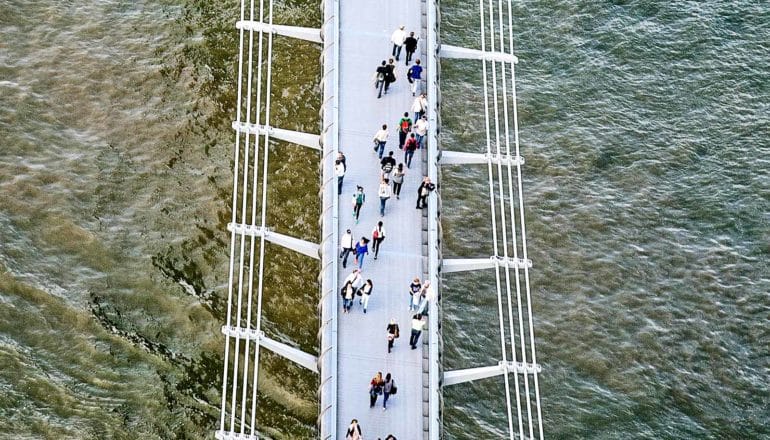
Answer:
372, 124, 389, 158
416, 177, 436, 209
371, 221, 386, 260
404, 31, 418, 65
340, 228, 355, 269
378, 179, 392, 217
408, 277, 422, 311
386, 318, 400, 353
409, 314, 426, 349
390, 25, 406, 61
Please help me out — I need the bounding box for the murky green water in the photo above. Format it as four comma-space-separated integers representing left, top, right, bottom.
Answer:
0, 0, 767, 439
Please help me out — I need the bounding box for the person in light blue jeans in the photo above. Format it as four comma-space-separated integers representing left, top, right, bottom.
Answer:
408, 277, 421, 311
354, 237, 369, 269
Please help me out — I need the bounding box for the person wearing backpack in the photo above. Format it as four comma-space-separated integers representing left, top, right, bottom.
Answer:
391, 163, 405, 199
372, 124, 389, 158
404, 31, 418, 65
407, 59, 423, 96
378, 179, 392, 217
371, 221, 386, 259
386, 318, 400, 353
382, 373, 396, 410
352, 186, 365, 223
403, 133, 418, 168
397, 112, 413, 149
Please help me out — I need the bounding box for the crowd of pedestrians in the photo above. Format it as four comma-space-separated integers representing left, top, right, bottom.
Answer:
340, 22, 436, 440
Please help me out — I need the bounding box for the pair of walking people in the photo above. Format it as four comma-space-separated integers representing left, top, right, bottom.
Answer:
369, 372, 397, 409
391, 26, 418, 64
341, 269, 374, 313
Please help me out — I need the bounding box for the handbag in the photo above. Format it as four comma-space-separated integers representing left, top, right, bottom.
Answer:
391, 385, 397, 395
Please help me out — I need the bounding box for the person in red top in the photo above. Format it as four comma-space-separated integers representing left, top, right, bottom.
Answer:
403, 133, 418, 168
369, 372, 384, 407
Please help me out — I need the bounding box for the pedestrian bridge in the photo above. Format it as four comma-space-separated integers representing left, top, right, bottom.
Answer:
215, 0, 544, 439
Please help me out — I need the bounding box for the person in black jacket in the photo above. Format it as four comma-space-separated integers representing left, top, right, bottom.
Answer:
404, 31, 418, 65
416, 177, 436, 209
386, 318, 400, 353
384, 58, 396, 93
375, 60, 388, 98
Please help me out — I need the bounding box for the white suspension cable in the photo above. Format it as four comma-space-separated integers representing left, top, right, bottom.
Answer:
492, 0, 527, 437
506, 0, 544, 436
220, 0, 248, 432
479, 0, 516, 437
248, 0, 275, 434
238, 0, 262, 433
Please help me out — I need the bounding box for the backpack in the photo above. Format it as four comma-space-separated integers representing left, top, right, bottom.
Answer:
382, 162, 393, 173
406, 67, 415, 83
400, 118, 410, 132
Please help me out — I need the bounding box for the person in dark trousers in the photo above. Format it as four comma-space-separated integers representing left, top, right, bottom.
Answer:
345, 419, 362, 440
390, 25, 406, 60
382, 373, 396, 410
403, 133, 418, 168
386, 318, 400, 353
397, 112, 412, 149
354, 237, 369, 269
335, 159, 345, 194
410, 314, 425, 349
416, 177, 436, 209
371, 221, 385, 259
340, 228, 354, 268
369, 372, 384, 407
375, 60, 388, 98
352, 185, 365, 223
407, 59, 423, 96
380, 150, 396, 170
404, 32, 418, 65
384, 58, 396, 94
391, 163, 405, 199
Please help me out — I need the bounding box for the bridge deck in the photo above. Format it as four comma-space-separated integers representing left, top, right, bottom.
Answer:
336, 1, 427, 438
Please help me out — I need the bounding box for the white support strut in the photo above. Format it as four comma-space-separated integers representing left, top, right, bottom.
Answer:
232, 121, 322, 151
236, 20, 323, 44
227, 223, 321, 259
442, 256, 532, 273
439, 44, 519, 64
215, 431, 258, 440
440, 150, 524, 166
221, 326, 319, 373
443, 361, 541, 386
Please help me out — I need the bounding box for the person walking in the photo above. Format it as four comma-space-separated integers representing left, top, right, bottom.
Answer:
378, 179, 392, 216
391, 164, 405, 199
344, 268, 363, 293
359, 279, 373, 313
408, 277, 422, 311
397, 112, 412, 149
372, 124, 388, 158
382, 373, 396, 410
352, 185, 365, 223
335, 159, 345, 194
409, 314, 426, 349
371, 221, 386, 259
411, 95, 424, 123
337, 151, 347, 169
414, 115, 428, 149
380, 150, 396, 180
406, 59, 423, 96
384, 58, 397, 94
403, 133, 418, 168
340, 280, 356, 313
340, 228, 355, 268
374, 60, 388, 98
419, 93, 428, 119
345, 419, 363, 440
416, 177, 436, 209
369, 372, 384, 408
386, 318, 400, 353
404, 32, 418, 65
354, 237, 369, 269
390, 25, 407, 61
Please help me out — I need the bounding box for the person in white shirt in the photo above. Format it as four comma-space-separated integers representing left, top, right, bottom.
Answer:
378, 179, 392, 216
371, 221, 386, 259
335, 159, 345, 194
372, 124, 389, 159
390, 25, 407, 61
409, 313, 426, 349
414, 116, 428, 150
339, 229, 355, 268
411, 95, 424, 122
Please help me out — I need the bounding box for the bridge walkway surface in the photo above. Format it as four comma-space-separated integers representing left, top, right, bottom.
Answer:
335, 1, 428, 439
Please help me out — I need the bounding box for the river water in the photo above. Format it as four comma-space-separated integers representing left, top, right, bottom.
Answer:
0, 0, 767, 439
